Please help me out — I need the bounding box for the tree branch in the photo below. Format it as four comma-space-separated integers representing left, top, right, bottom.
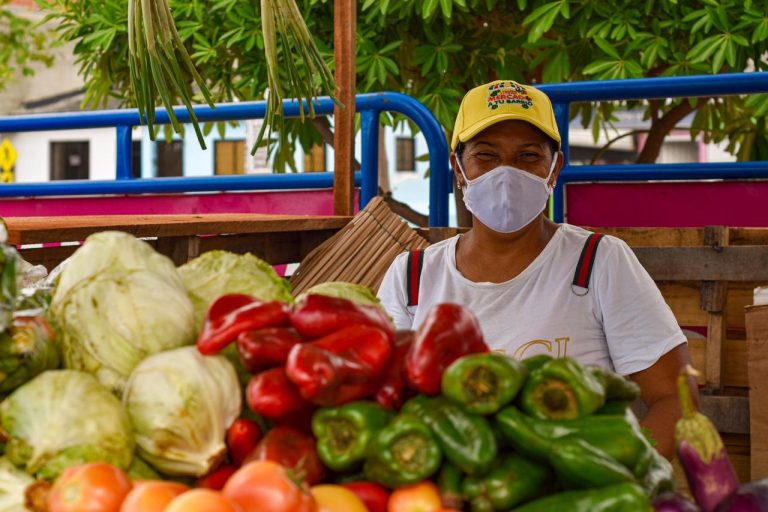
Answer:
591, 129, 649, 164
636, 98, 708, 164
379, 188, 429, 227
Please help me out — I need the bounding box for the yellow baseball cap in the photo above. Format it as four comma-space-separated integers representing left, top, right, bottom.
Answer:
451, 80, 561, 151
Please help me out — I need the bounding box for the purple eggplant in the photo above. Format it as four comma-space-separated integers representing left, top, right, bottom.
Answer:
715, 478, 768, 511
675, 366, 739, 512
653, 492, 701, 511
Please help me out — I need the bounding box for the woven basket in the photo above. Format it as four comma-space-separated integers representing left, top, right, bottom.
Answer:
290, 197, 429, 294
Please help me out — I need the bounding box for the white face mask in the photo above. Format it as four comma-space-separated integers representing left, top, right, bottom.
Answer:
457, 154, 558, 234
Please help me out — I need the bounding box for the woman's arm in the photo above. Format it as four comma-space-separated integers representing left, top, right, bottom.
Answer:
630, 343, 698, 459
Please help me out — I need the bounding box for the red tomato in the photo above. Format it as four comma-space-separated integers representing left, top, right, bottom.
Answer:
387, 482, 443, 512
223, 460, 317, 512
48, 463, 132, 512
119, 480, 188, 512
342, 482, 389, 512
164, 488, 239, 512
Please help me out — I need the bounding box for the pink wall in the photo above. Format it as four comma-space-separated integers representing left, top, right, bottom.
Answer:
566, 181, 768, 227
0, 189, 360, 217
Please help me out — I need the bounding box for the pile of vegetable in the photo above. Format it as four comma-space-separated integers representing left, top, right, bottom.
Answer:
4, 230, 768, 511
188, 286, 673, 511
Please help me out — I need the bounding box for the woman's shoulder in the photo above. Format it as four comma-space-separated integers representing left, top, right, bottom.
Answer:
389, 234, 458, 270
558, 224, 629, 252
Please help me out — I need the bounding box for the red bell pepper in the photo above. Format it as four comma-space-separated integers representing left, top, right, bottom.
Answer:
246, 367, 314, 421
196, 464, 238, 490
286, 325, 392, 406
236, 327, 304, 373
245, 426, 326, 485
341, 482, 389, 512
226, 418, 262, 467
374, 330, 415, 410
405, 303, 489, 395
290, 294, 395, 343
197, 294, 291, 355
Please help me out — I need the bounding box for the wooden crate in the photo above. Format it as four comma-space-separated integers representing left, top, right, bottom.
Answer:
420, 226, 768, 483
3, 214, 352, 269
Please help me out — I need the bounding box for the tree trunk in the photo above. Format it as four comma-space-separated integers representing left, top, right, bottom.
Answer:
636, 99, 704, 164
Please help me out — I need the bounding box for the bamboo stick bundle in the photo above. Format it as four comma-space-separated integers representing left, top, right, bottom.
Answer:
290, 197, 429, 294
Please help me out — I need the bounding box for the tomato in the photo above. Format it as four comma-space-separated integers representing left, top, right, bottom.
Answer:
119, 481, 188, 512
196, 464, 238, 490
48, 462, 133, 512
341, 482, 389, 512
311, 485, 368, 512
164, 488, 239, 512
223, 460, 316, 512
387, 482, 443, 512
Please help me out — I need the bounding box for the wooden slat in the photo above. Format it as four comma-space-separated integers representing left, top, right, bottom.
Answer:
702, 227, 729, 390
197, 229, 340, 266
633, 246, 768, 281
2, 214, 352, 245
699, 395, 750, 435
688, 339, 748, 388
595, 227, 705, 247
747, 305, 768, 480
332, 0, 356, 216
730, 228, 768, 246
156, 236, 200, 266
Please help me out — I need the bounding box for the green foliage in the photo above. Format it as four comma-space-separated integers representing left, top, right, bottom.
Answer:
0, 0, 54, 90
37, 0, 768, 166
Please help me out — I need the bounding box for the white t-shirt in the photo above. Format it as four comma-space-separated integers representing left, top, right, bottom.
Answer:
377, 224, 686, 375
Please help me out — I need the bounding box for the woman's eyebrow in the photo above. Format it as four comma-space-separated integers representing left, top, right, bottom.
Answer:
467, 141, 497, 150
519, 142, 545, 149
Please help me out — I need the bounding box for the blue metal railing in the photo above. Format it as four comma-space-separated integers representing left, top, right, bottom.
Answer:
0, 93, 452, 226
3, 73, 768, 226
536, 73, 768, 222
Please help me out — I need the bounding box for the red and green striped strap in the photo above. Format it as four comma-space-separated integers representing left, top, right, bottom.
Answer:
572, 233, 605, 292
406, 250, 424, 306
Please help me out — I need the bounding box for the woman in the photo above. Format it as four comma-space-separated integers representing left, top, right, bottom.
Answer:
377, 80, 693, 458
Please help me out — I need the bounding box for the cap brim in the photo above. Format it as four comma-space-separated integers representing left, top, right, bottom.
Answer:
456, 112, 561, 150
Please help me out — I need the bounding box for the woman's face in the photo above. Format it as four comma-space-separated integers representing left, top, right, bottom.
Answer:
452, 120, 562, 187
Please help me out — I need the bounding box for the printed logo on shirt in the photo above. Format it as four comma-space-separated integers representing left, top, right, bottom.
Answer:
511, 337, 570, 360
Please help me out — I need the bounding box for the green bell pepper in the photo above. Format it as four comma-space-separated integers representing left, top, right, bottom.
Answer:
462, 453, 552, 511
402, 396, 497, 475
520, 358, 606, 420
587, 365, 641, 402
312, 400, 394, 472
550, 436, 636, 489
513, 482, 651, 512
437, 462, 465, 510
494, 406, 653, 478
642, 449, 675, 499
521, 354, 553, 373
441, 353, 527, 415
363, 414, 442, 488
595, 400, 632, 416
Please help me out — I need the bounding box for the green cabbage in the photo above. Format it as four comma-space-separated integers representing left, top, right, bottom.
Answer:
0, 370, 134, 480
51, 231, 196, 393
0, 458, 33, 512
123, 346, 241, 477
178, 250, 293, 329
297, 281, 383, 308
